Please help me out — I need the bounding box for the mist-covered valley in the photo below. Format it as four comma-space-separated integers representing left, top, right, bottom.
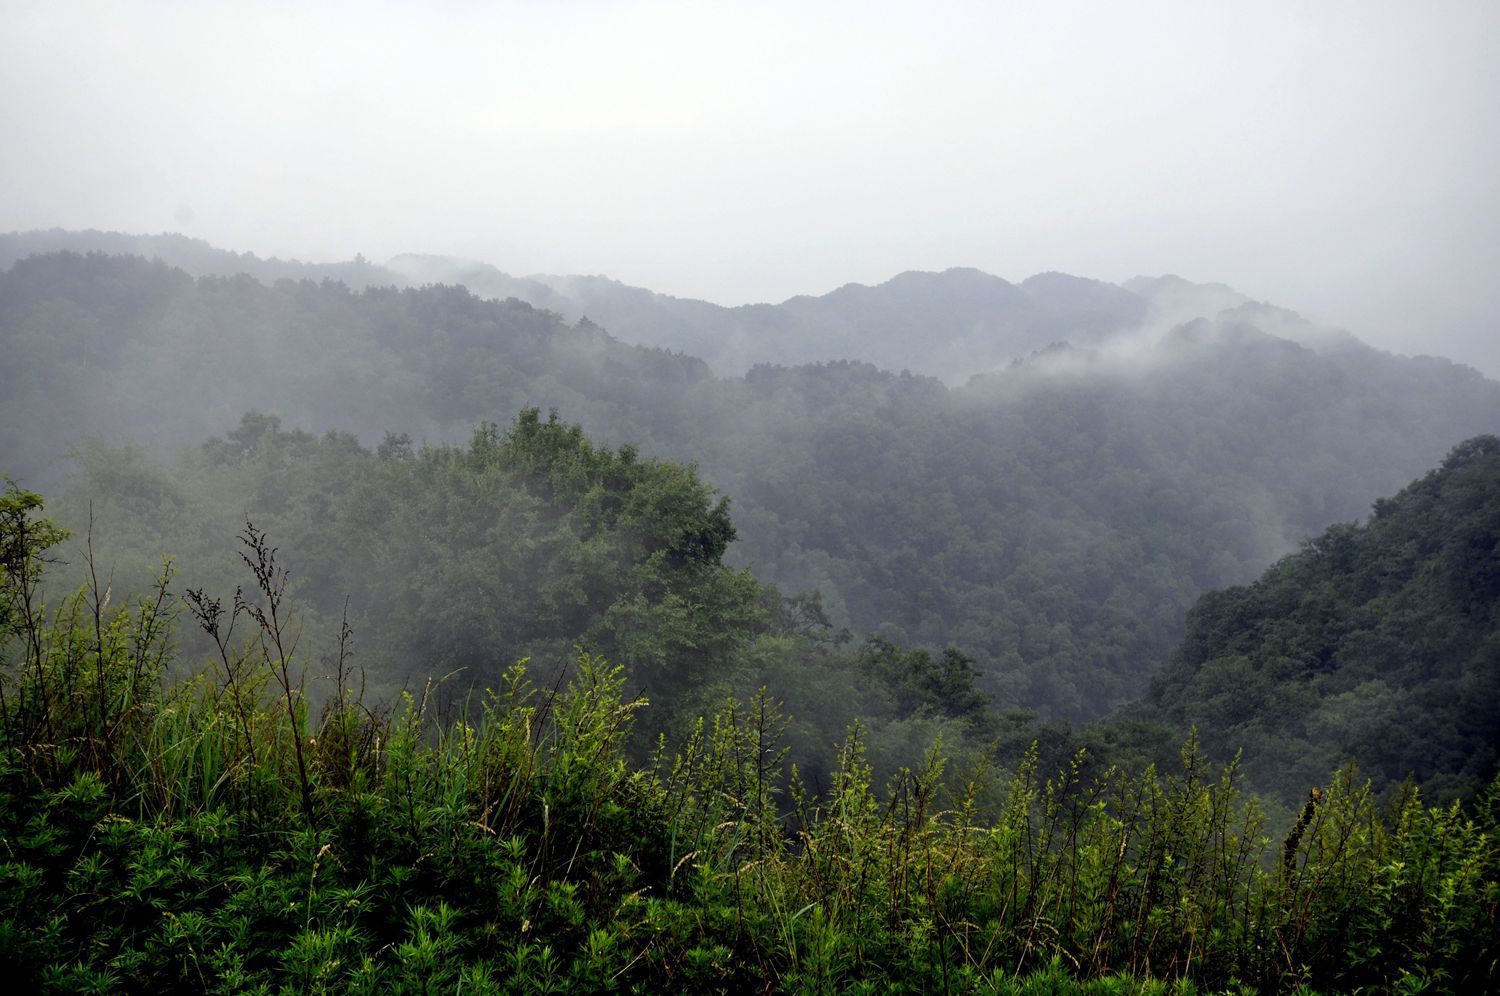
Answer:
5, 228, 1498, 767
3, 225, 1498, 990
9, 1, 1500, 984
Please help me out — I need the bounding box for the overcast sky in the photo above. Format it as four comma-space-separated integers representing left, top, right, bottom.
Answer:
3, 1, 1498, 374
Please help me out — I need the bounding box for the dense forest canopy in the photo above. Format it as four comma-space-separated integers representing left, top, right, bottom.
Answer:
5, 243, 1499, 723
1, 438, 1496, 992
41, 408, 1012, 786
0, 228, 1394, 384
1146, 434, 1500, 805
2, 232, 1499, 990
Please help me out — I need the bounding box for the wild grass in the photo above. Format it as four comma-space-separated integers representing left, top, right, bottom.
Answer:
1, 491, 1495, 992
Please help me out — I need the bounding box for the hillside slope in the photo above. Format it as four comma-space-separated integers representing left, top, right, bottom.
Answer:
1148, 436, 1500, 804
5, 247, 1500, 720
0, 228, 1395, 384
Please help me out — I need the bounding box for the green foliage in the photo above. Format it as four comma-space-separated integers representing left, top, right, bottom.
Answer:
51, 408, 771, 724
9, 250, 1500, 722
857, 636, 992, 721
47, 410, 1017, 780
1, 480, 70, 640
1149, 436, 1500, 806
0, 497, 1493, 992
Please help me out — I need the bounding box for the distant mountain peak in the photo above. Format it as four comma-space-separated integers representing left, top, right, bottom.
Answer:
1124, 273, 1248, 300
881, 266, 1016, 290
0, 228, 1406, 386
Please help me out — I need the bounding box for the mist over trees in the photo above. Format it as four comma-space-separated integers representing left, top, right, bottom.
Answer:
5, 474, 1493, 991
0, 227, 1383, 384
2, 233, 1498, 989
5, 242, 1498, 723
1145, 435, 1500, 806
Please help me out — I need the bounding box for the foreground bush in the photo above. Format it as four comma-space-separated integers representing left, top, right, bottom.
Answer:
0, 487, 1495, 992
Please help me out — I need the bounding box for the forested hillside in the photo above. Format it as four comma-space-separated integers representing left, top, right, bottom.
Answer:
0, 229, 401, 289
493, 267, 1149, 381
0, 251, 708, 490
4, 254, 1500, 984
6, 0, 1497, 982
0, 228, 1375, 384
6, 247, 1500, 722
1146, 434, 1500, 806
1, 467, 1495, 993
48, 410, 1014, 786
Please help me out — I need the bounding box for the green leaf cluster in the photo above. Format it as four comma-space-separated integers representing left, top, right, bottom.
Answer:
1149, 436, 1500, 807
0, 493, 1493, 992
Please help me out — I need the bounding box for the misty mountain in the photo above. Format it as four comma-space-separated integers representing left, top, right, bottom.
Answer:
1144, 435, 1500, 806
410, 261, 1152, 382
0, 228, 404, 290
383, 253, 574, 312
379, 253, 1368, 383
710, 323, 1500, 718
1, 228, 1376, 385
0, 250, 710, 489
7, 246, 1500, 723
1126, 274, 1365, 357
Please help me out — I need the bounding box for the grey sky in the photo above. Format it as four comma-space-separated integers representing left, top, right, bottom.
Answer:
3, 1, 1498, 374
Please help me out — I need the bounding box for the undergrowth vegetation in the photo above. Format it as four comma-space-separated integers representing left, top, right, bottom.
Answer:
0, 483, 1496, 993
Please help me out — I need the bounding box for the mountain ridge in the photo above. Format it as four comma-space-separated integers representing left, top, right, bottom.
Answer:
0, 228, 1392, 384
6, 245, 1499, 722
